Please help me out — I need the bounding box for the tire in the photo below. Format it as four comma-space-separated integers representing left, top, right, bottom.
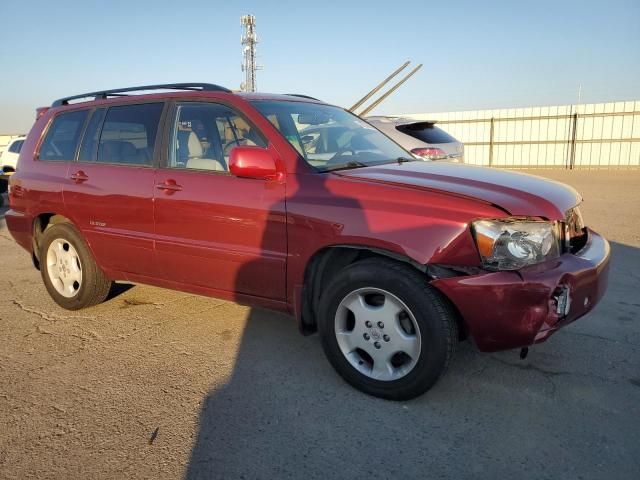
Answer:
318, 258, 458, 401
39, 222, 112, 310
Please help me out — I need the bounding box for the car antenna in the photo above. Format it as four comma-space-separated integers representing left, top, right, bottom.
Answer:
357, 64, 423, 117
348, 61, 410, 113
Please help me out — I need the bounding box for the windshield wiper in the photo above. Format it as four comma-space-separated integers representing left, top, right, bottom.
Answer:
396, 156, 415, 164
321, 161, 370, 172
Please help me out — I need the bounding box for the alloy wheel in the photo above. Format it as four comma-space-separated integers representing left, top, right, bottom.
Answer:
46, 238, 83, 298
334, 287, 422, 381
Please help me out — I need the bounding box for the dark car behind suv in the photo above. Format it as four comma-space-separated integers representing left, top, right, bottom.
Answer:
6, 83, 610, 400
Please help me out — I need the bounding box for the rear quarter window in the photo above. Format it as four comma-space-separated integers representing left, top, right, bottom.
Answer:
39, 110, 89, 161
397, 124, 457, 144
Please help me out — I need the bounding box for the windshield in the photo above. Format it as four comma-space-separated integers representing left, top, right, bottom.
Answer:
251, 100, 411, 171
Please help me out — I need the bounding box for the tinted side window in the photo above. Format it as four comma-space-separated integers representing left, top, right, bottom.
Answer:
78, 108, 106, 162
39, 110, 89, 161
96, 103, 163, 166
397, 124, 457, 144
168, 103, 266, 172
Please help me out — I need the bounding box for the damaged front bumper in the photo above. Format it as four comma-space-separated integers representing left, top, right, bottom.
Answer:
432, 228, 610, 352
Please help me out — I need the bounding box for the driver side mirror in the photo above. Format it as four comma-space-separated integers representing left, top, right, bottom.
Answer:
229, 146, 279, 180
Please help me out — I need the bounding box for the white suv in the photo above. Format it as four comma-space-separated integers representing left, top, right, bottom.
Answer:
1, 136, 26, 172
366, 116, 464, 162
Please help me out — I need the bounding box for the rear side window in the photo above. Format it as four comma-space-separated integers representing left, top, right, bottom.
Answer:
397, 124, 457, 144
95, 103, 163, 166
39, 110, 89, 161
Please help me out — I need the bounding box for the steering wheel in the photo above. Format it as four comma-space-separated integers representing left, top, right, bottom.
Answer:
223, 139, 241, 157
326, 147, 357, 165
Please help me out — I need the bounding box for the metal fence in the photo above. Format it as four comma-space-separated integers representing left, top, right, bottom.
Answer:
403, 101, 640, 168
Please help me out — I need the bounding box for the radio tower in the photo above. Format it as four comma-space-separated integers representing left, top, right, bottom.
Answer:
240, 15, 260, 92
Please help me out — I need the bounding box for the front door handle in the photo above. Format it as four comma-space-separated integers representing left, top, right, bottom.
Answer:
155, 180, 183, 194
70, 171, 89, 183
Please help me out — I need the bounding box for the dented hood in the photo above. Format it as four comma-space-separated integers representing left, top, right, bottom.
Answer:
334, 161, 581, 220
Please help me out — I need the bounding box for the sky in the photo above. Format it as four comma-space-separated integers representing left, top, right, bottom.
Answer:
0, 0, 639, 132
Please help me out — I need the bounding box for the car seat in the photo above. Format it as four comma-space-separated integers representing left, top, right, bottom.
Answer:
185, 132, 227, 171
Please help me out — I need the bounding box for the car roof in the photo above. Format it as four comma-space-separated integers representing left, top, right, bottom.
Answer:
50, 83, 325, 110
235, 92, 324, 103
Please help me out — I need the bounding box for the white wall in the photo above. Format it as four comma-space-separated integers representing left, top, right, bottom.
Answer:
402, 101, 640, 168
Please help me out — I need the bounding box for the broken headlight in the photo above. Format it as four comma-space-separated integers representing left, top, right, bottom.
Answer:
472, 219, 560, 270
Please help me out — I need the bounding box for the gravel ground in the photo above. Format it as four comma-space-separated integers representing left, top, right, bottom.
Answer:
0, 169, 639, 480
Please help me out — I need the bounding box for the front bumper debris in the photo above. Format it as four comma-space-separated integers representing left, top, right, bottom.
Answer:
432, 229, 610, 352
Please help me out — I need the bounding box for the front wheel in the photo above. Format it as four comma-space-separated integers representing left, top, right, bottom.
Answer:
318, 258, 458, 400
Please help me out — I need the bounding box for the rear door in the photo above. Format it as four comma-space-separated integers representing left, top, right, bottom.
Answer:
29, 109, 89, 226
63, 102, 165, 277
153, 101, 287, 300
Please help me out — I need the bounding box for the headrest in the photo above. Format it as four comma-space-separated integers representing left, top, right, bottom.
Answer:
187, 132, 203, 158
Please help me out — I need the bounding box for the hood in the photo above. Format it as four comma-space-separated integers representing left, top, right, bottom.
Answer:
334, 161, 581, 220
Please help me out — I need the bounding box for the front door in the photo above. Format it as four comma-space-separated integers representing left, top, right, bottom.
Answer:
153, 101, 287, 301
63, 102, 164, 278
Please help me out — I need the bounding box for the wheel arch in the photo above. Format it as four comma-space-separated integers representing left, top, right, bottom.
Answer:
31, 212, 77, 270
298, 244, 469, 340
299, 244, 428, 334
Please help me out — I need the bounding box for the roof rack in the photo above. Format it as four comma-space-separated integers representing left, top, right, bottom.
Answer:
51, 83, 231, 107
285, 94, 322, 101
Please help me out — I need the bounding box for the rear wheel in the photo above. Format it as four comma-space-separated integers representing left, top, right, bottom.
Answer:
318, 258, 458, 400
39, 223, 112, 310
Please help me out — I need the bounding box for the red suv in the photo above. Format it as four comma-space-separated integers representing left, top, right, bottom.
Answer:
6, 83, 610, 400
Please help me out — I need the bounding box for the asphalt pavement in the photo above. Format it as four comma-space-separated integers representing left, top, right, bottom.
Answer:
0, 169, 638, 479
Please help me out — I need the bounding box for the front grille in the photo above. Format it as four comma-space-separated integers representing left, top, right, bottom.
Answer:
564, 207, 588, 253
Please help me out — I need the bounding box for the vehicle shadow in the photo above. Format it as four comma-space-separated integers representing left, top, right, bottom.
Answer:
185, 192, 638, 480
106, 282, 135, 300
186, 169, 379, 479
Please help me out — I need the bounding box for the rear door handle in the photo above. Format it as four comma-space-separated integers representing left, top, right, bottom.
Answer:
155, 180, 183, 194
70, 171, 89, 183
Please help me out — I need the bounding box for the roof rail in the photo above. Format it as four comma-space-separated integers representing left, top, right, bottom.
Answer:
51, 83, 231, 107
285, 94, 322, 101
